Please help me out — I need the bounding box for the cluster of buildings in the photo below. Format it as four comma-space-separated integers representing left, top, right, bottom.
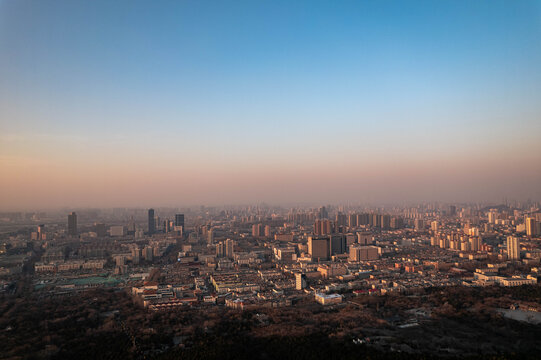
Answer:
1, 202, 541, 308
35, 259, 106, 273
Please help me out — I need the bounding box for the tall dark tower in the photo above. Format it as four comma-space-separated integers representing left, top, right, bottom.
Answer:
175, 214, 185, 228
148, 208, 155, 235
68, 212, 77, 236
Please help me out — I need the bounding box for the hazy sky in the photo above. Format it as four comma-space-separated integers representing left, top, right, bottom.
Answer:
1, 0, 540, 210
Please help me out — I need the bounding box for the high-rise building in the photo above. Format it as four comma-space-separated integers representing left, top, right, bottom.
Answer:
335, 212, 347, 227
371, 214, 381, 228
165, 219, 173, 233
345, 233, 356, 247
357, 213, 370, 226
390, 216, 404, 229
148, 209, 155, 235
348, 214, 357, 228
381, 214, 391, 230
314, 219, 333, 235
216, 242, 225, 258
488, 210, 497, 224
216, 239, 234, 258
295, 273, 307, 290
207, 228, 214, 244
225, 239, 234, 258
143, 246, 154, 261
414, 219, 424, 231
131, 246, 140, 264
308, 235, 330, 261
526, 217, 538, 237
252, 224, 264, 237
469, 236, 482, 251
318, 206, 328, 220
68, 212, 77, 236
329, 234, 347, 255
506, 236, 520, 260
175, 214, 185, 228
37, 224, 46, 241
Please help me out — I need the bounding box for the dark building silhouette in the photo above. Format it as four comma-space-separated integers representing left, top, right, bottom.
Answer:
330, 234, 347, 255
68, 212, 77, 236
175, 213, 185, 228
148, 208, 155, 235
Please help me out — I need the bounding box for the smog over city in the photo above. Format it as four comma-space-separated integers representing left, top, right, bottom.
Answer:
1, 1, 541, 359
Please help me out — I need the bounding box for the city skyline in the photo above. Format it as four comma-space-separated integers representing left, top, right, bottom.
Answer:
1, 0, 541, 209
2, 2, 541, 358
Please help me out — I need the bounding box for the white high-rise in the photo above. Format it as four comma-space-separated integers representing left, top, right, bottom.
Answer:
506, 236, 520, 260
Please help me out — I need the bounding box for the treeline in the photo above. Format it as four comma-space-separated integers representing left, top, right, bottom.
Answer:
2, 284, 541, 359
155, 332, 541, 360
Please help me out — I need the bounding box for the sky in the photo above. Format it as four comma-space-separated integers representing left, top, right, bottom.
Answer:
1, 0, 540, 210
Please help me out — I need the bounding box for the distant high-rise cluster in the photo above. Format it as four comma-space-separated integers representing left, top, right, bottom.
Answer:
314, 219, 333, 235
252, 224, 265, 237
216, 239, 234, 258
317, 206, 328, 220
430, 231, 485, 252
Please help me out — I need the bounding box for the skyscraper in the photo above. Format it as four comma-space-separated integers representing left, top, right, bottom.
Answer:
175, 214, 185, 228
148, 208, 155, 235
506, 236, 520, 260
68, 212, 77, 236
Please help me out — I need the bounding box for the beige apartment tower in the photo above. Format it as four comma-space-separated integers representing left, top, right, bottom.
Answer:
506, 236, 520, 260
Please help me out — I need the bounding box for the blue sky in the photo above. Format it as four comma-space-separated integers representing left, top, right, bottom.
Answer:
1, 0, 540, 208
